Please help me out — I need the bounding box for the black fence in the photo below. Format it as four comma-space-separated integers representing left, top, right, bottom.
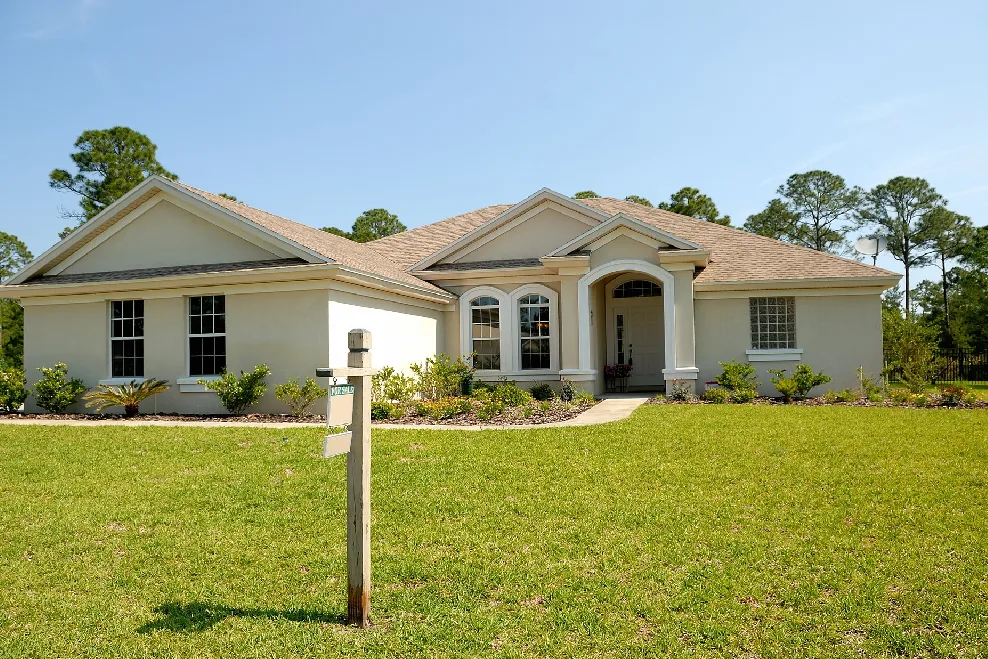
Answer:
884, 349, 988, 385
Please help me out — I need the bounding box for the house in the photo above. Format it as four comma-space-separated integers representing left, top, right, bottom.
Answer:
1, 176, 900, 413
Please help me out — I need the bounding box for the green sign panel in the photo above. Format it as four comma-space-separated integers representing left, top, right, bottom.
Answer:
330, 384, 355, 397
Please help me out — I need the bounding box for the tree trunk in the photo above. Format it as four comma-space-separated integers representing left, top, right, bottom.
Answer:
941, 253, 951, 347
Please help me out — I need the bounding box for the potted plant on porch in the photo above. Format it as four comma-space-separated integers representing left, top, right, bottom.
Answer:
604, 363, 633, 393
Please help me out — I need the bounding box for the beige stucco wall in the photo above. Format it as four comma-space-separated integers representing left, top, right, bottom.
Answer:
24, 288, 331, 414
589, 235, 659, 270
694, 293, 884, 394
450, 208, 591, 263
61, 200, 284, 275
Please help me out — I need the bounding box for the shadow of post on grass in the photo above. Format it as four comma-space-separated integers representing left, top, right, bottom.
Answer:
137, 601, 345, 633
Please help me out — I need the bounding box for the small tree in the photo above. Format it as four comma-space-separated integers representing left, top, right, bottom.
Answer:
371, 366, 416, 404
83, 379, 170, 417
33, 362, 86, 413
0, 365, 29, 412
201, 365, 271, 414
275, 377, 328, 417
714, 360, 760, 392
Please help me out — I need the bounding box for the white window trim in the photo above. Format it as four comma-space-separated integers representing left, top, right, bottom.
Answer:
107, 299, 145, 380
186, 294, 227, 381
508, 284, 559, 374
746, 349, 803, 362
459, 286, 509, 375
177, 376, 220, 393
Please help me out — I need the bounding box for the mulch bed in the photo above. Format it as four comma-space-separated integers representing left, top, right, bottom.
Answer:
375, 399, 598, 426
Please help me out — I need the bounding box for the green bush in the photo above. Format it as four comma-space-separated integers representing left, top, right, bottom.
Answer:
890, 390, 912, 405
572, 391, 597, 406
0, 366, 29, 413
715, 361, 760, 392
275, 377, 328, 417
768, 364, 832, 402
560, 378, 577, 402
371, 400, 403, 420
201, 364, 270, 415
490, 382, 531, 407
476, 399, 505, 421
702, 387, 730, 404
823, 388, 857, 404
520, 403, 534, 418
83, 378, 170, 417
529, 383, 555, 401
371, 366, 416, 404
856, 367, 887, 400
730, 388, 757, 404
33, 362, 86, 413
410, 354, 473, 400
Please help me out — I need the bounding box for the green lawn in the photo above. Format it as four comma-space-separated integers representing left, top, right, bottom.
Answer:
2, 407, 987, 658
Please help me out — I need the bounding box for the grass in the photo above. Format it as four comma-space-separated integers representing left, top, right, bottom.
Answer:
1, 406, 987, 658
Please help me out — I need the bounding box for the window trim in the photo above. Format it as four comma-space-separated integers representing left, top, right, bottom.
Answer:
186, 294, 227, 380
107, 299, 145, 380
459, 286, 508, 374
508, 284, 559, 374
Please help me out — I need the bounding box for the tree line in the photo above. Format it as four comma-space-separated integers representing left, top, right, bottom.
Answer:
0, 126, 983, 375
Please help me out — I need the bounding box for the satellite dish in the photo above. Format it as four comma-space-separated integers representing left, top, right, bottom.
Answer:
855, 235, 887, 265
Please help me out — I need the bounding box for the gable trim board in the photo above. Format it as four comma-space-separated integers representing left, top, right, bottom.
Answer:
409, 188, 612, 271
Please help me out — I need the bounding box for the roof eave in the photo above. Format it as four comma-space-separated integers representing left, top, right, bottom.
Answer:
694, 275, 902, 291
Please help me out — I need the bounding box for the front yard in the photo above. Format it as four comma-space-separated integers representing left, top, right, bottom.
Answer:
1, 406, 986, 657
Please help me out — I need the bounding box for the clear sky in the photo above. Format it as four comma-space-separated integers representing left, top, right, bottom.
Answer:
2, 0, 985, 285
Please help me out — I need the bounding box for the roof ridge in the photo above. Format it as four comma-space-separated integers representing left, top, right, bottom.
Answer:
369, 203, 514, 244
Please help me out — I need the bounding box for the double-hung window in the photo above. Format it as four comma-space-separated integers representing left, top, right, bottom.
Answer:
519, 294, 550, 370
750, 297, 796, 349
189, 295, 226, 376
110, 300, 144, 378
470, 296, 501, 370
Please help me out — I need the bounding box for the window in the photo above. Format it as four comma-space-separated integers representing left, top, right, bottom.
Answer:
110, 300, 144, 378
189, 295, 226, 376
750, 297, 796, 349
614, 279, 662, 298
519, 294, 550, 370
616, 313, 625, 365
470, 296, 500, 370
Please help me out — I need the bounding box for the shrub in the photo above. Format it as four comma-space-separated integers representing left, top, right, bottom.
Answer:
476, 399, 505, 421
890, 389, 912, 405
413, 400, 430, 416
275, 377, 328, 417
867, 391, 886, 404
667, 379, 696, 402
0, 366, 29, 413
730, 388, 757, 404
83, 378, 170, 417
939, 385, 966, 407
823, 388, 857, 404
490, 382, 531, 407
856, 367, 886, 400
702, 387, 730, 404
572, 391, 597, 406
529, 382, 555, 401
520, 403, 534, 418
33, 362, 86, 413
371, 366, 416, 404
914, 394, 928, 407
560, 378, 577, 402
371, 400, 403, 420
768, 364, 832, 402
201, 364, 270, 415
715, 361, 760, 392
414, 397, 472, 421
410, 354, 472, 400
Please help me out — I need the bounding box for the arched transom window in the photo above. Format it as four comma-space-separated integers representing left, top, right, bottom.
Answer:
613, 279, 662, 298
470, 296, 501, 370
518, 294, 550, 370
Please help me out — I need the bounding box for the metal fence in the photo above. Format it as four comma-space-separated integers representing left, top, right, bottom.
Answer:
884, 349, 988, 385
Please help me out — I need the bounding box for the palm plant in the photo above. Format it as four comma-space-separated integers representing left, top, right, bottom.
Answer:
83, 379, 170, 417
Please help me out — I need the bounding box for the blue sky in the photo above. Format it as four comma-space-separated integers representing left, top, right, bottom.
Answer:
2, 0, 986, 285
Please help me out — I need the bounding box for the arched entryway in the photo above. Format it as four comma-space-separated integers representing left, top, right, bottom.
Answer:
605, 275, 666, 388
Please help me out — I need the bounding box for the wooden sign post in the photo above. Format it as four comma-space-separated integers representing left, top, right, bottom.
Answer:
315, 328, 376, 628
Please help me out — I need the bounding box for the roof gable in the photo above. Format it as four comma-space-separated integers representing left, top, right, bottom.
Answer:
548, 213, 705, 256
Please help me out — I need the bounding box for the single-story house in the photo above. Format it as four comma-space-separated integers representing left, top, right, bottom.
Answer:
2, 176, 900, 413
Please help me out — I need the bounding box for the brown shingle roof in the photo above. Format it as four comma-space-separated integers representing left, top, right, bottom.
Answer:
367, 195, 898, 284
172, 182, 447, 294
22, 258, 309, 286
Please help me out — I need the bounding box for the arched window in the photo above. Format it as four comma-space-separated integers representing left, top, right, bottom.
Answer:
613, 279, 662, 298
470, 296, 501, 370
518, 294, 550, 370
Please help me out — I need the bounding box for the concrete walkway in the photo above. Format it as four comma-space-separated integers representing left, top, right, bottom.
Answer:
0, 394, 652, 431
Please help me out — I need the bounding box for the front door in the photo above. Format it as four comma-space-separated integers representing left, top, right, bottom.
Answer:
611, 302, 664, 388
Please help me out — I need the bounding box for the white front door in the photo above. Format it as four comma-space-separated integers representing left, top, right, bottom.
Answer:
611, 301, 665, 388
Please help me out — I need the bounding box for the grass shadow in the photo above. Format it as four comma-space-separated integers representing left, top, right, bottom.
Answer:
137, 601, 346, 633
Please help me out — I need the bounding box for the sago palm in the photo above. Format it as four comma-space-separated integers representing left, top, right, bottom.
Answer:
83, 379, 170, 417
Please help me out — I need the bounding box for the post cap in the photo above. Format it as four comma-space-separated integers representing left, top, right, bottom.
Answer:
348, 329, 372, 352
